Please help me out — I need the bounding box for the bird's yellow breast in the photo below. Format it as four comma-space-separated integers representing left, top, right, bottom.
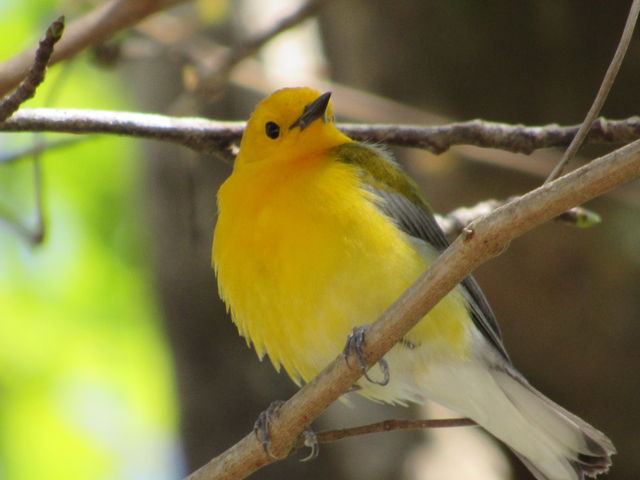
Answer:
213, 151, 470, 384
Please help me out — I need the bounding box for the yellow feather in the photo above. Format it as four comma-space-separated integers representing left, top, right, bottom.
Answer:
212, 88, 470, 390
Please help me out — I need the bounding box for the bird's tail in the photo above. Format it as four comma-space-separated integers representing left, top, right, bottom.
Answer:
419, 362, 615, 480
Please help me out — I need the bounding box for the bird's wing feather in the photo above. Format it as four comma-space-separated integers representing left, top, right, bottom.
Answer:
333, 142, 510, 362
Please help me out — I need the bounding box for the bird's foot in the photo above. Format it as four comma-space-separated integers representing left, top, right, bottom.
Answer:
342, 325, 390, 386
254, 400, 319, 461
299, 426, 319, 462
254, 400, 285, 459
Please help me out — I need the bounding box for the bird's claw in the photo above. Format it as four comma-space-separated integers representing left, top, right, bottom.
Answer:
254, 400, 285, 459
254, 400, 320, 462
343, 325, 390, 386
299, 426, 319, 462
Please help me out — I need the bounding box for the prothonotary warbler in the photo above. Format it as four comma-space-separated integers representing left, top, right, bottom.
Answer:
212, 87, 614, 479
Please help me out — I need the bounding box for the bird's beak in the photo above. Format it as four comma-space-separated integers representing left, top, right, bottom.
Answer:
289, 91, 332, 131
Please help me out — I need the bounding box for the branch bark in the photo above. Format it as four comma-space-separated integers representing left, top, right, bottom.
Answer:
1, 108, 639, 156
314, 418, 476, 445
184, 139, 640, 480
0, 17, 65, 122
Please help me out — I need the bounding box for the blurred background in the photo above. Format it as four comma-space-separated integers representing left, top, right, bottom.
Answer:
1, 1, 639, 479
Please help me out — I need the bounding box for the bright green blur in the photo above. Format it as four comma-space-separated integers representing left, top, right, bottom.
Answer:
0, 3, 180, 480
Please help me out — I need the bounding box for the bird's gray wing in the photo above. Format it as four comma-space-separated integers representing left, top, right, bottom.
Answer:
333, 142, 510, 362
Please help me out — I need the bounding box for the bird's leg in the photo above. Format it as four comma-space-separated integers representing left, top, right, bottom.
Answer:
299, 427, 319, 462
342, 325, 390, 386
254, 400, 285, 459
254, 400, 319, 461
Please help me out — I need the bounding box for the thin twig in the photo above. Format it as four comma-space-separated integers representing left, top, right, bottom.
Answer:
0, 0, 190, 97
545, 0, 640, 182
184, 140, 640, 480
0, 152, 46, 246
0, 17, 65, 246
436, 200, 502, 237
2, 109, 639, 155
313, 418, 476, 445
0, 17, 65, 122
436, 198, 601, 235
0, 216, 31, 243
0, 136, 89, 166
30, 155, 46, 245
194, 0, 325, 93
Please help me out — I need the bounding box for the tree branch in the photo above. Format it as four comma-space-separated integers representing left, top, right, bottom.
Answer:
545, 0, 640, 182
0, 17, 66, 246
0, 108, 244, 153
1, 109, 639, 156
184, 139, 640, 480
0, 17, 65, 122
313, 418, 476, 446
345, 117, 640, 154
436, 199, 601, 235
0, 0, 189, 97
191, 0, 326, 94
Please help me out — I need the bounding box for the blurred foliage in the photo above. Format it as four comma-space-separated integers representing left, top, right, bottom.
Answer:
0, 2, 180, 480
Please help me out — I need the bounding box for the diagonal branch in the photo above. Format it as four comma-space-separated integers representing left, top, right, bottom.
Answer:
0, 17, 65, 247
192, 0, 326, 93
0, 0, 189, 97
1, 108, 639, 155
0, 136, 89, 166
184, 139, 640, 480
0, 17, 65, 122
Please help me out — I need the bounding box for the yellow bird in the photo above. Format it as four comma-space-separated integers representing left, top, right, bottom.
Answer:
212, 87, 614, 479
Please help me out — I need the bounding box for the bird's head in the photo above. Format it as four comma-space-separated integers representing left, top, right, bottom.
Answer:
235, 87, 349, 166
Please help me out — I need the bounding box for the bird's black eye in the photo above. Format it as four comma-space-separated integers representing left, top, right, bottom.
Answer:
265, 121, 280, 139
